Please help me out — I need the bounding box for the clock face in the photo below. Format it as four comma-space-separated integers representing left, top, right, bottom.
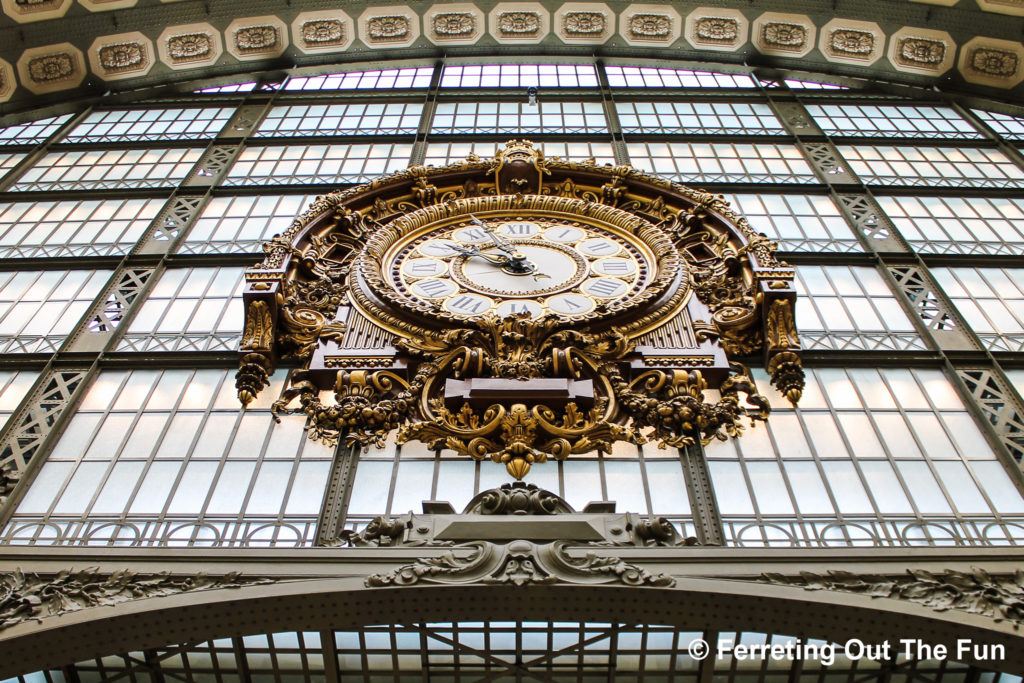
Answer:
382, 215, 656, 322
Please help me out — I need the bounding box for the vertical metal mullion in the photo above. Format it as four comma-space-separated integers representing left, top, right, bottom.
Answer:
318, 442, 361, 543
679, 443, 724, 546
409, 60, 444, 167
594, 59, 628, 166
322, 629, 340, 683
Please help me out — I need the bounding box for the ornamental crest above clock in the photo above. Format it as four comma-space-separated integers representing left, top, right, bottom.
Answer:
238, 140, 804, 479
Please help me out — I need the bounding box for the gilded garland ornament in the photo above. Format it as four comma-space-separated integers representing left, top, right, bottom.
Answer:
240, 140, 806, 478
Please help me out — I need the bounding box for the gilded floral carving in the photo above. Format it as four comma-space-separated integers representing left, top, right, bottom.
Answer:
895, 37, 946, 66
762, 22, 806, 49
628, 14, 671, 39
969, 47, 1019, 76
368, 15, 410, 41
562, 11, 605, 36
433, 12, 475, 36
498, 11, 541, 36
829, 29, 874, 56
302, 20, 344, 45
167, 33, 212, 62
98, 42, 144, 72
234, 25, 278, 53
27, 53, 74, 83
695, 17, 738, 43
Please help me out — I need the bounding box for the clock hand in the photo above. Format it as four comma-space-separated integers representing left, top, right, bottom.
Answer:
449, 242, 512, 267
470, 215, 518, 256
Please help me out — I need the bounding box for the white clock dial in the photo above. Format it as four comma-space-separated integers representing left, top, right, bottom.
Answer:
496, 300, 545, 318
498, 221, 540, 238
452, 226, 490, 244
547, 292, 595, 316
402, 257, 447, 278
577, 238, 621, 258
411, 278, 458, 299
459, 244, 581, 295
443, 293, 494, 315
581, 277, 629, 299
417, 239, 460, 258
592, 257, 636, 277
543, 226, 585, 243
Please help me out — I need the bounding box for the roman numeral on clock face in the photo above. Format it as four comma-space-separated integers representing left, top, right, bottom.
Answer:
582, 278, 627, 298
413, 278, 457, 298
444, 293, 492, 314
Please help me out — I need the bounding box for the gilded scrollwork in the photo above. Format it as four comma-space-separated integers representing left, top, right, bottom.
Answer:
241, 139, 806, 477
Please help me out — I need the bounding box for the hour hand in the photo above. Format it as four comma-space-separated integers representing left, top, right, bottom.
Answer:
450, 242, 508, 266
471, 215, 516, 255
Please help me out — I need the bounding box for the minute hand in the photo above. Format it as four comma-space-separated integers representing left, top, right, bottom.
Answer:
470, 215, 517, 255
449, 242, 509, 266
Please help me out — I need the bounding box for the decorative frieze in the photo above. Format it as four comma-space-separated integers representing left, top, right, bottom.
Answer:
619, 4, 680, 46
752, 13, 815, 57
358, 6, 420, 48
292, 11, 354, 54
88, 32, 154, 81
17, 42, 85, 94
888, 27, 955, 75
226, 16, 288, 61
976, 0, 1024, 16
0, 58, 15, 103
157, 23, 223, 70
684, 7, 747, 52
959, 37, 1024, 87
79, 0, 137, 10
489, 3, 549, 43
554, 3, 613, 44
819, 19, 883, 66
424, 4, 484, 45
1, 0, 69, 23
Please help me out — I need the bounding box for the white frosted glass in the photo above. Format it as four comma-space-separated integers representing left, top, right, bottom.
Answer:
389, 459, 435, 515
747, 462, 794, 514
645, 460, 689, 514
934, 461, 990, 513
91, 461, 146, 513
897, 461, 952, 514
709, 461, 754, 514
783, 461, 833, 514
206, 461, 256, 513
971, 461, 1024, 513
48, 413, 101, 460
604, 460, 648, 514
16, 461, 73, 513
52, 462, 108, 514
858, 460, 913, 513
83, 414, 134, 459
245, 461, 292, 514
821, 461, 873, 513
561, 460, 604, 511
129, 461, 181, 513
166, 461, 219, 513
284, 461, 331, 514
347, 460, 394, 515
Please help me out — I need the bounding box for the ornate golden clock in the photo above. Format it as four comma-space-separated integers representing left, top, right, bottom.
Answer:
239, 140, 806, 481
353, 196, 683, 328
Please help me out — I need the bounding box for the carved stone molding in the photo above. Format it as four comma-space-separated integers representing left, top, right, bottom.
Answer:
88, 31, 154, 81
291, 11, 354, 54
762, 568, 1024, 629
463, 482, 575, 515
684, 7, 748, 52
888, 27, 956, 76
424, 3, 484, 45
0, 568, 273, 632
79, 0, 137, 10
554, 2, 613, 44
958, 36, 1024, 88
157, 23, 223, 70
489, 3, 549, 43
17, 42, 85, 94
819, 19, 883, 66
367, 540, 676, 587
358, 6, 421, 48
752, 12, 815, 58
226, 16, 288, 61
0, 0, 69, 23
0, 57, 16, 103
618, 4, 681, 47
977, 0, 1024, 16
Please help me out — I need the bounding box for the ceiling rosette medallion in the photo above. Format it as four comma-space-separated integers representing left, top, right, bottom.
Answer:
237, 141, 805, 479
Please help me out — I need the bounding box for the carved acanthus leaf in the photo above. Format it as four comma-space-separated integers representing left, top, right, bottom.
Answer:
366, 540, 675, 588
761, 568, 1024, 629
0, 568, 273, 632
